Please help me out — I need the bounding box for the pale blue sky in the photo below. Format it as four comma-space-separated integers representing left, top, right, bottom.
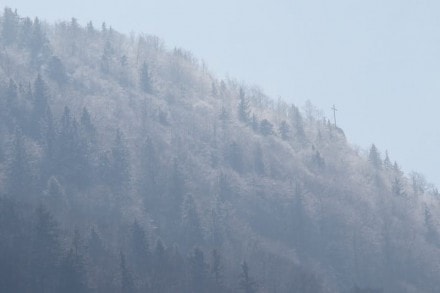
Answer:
4, 0, 440, 186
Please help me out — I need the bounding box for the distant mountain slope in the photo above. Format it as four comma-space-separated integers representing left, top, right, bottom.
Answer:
0, 7, 439, 293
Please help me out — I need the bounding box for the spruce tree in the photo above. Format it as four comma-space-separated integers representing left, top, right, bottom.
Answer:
1, 8, 19, 45
7, 129, 33, 199
140, 62, 152, 93
238, 88, 250, 123
32, 205, 61, 293
368, 144, 382, 169
238, 261, 256, 293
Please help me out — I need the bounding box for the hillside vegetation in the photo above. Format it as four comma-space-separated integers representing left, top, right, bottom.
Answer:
0, 8, 440, 293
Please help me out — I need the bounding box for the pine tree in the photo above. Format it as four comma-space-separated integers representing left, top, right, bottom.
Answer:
111, 129, 130, 191
32, 205, 61, 293
56, 106, 90, 188
80, 107, 96, 140
279, 120, 289, 140
260, 119, 273, 136
253, 144, 265, 175
368, 144, 382, 169
140, 62, 152, 93
47, 56, 67, 84
189, 247, 209, 292
1, 8, 19, 45
129, 220, 150, 274
87, 227, 106, 265
58, 230, 88, 293
391, 177, 405, 197
384, 150, 392, 169
151, 239, 168, 293
5, 79, 18, 119
30, 17, 50, 65
238, 88, 250, 123
120, 251, 135, 293
290, 105, 305, 140
211, 249, 224, 292
18, 17, 33, 48
139, 136, 159, 203
31, 74, 50, 138
168, 159, 185, 223
7, 129, 33, 199
227, 142, 244, 173
238, 261, 257, 293
181, 193, 203, 249
43, 176, 67, 215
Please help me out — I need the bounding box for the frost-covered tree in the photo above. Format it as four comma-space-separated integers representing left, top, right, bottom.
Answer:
238, 88, 251, 123
140, 61, 153, 93
1, 8, 19, 45
368, 144, 382, 169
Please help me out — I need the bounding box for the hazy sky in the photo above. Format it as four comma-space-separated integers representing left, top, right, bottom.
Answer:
4, 0, 440, 186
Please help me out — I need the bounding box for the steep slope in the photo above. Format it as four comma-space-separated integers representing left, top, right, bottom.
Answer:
0, 8, 440, 293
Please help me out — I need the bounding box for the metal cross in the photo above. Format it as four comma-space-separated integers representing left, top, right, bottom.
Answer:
331, 104, 338, 127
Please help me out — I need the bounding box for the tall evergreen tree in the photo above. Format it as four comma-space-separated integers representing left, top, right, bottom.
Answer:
253, 144, 265, 175
30, 17, 50, 63
47, 56, 68, 84
368, 144, 382, 169
7, 129, 33, 199
211, 249, 224, 292
129, 220, 150, 274
31, 74, 50, 138
290, 105, 305, 141
189, 247, 209, 292
151, 239, 168, 293
140, 62, 153, 93
56, 106, 90, 188
120, 251, 135, 293
279, 120, 290, 140
259, 119, 273, 136
139, 136, 159, 204
110, 129, 130, 192
32, 205, 61, 293
238, 261, 256, 293
58, 230, 88, 293
238, 88, 250, 123
181, 193, 203, 249
227, 141, 244, 173
1, 8, 19, 45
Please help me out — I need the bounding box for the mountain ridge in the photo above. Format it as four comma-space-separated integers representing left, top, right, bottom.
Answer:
0, 7, 439, 293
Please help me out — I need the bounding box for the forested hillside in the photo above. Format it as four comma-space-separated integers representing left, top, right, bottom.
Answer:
1, 8, 440, 293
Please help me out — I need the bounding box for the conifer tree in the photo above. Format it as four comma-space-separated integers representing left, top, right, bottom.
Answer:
58, 230, 88, 293
238, 261, 257, 293
254, 144, 265, 175
238, 88, 250, 123
110, 129, 130, 192
7, 129, 33, 198
32, 205, 61, 293
1, 8, 19, 45
181, 193, 203, 249
140, 62, 152, 93
260, 119, 273, 136
31, 74, 50, 138
120, 252, 135, 293
368, 144, 382, 169
384, 150, 392, 169
279, 120, 289, 140
189, 247, 209, 292
129, 220, 150, 274
151, 239, 168, 293
211, 249, 224, 292
290, 105, 305, 140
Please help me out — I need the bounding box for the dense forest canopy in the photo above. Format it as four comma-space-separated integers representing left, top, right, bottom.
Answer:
0, 7, 439, 293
